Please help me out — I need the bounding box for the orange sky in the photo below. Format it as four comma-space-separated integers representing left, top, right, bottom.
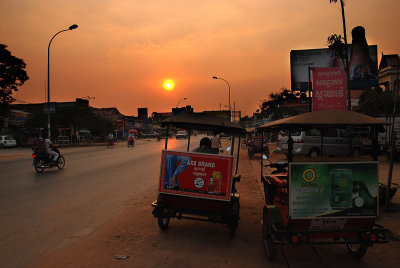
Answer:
2, 0, 399, 117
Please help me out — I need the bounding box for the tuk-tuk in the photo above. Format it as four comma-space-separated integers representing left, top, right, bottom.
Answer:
151, 113, 245, 237
257, 111, 389, 260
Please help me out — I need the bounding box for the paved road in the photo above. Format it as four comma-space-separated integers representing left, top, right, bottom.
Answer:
0, 137, 203, 267
1, 139, 399, 267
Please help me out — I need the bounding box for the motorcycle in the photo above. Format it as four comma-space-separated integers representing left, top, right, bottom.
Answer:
240, 138, 251, 149
32, 147, 65, 173
127, 137, 135, 147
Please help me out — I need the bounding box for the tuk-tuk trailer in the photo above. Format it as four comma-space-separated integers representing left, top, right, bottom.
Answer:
258, 111, 389, 260
151, 113, 245, 237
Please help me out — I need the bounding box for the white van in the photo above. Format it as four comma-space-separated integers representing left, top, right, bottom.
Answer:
276, 128, 364, 158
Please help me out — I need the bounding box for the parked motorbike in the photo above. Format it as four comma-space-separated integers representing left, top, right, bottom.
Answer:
240, 138, 251, 149
263, 158, 288, 174
32, 147, 65, 173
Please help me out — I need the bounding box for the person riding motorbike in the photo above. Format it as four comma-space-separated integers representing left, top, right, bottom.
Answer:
43, 133, 59, 165
128, 133, 135, 145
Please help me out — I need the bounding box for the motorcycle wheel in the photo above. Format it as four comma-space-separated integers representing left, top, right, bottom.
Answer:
57, 156, 65, 169
345, 238, 368, 259
34, 160, 45, 173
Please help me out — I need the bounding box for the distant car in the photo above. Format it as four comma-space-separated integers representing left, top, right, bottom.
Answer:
219, 132, 231, 139
176, 131, 188, 139
0, 135, 17, 148
142, 132, 156, 138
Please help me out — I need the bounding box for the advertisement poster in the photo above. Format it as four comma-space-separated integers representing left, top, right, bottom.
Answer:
289, 162, 378, 219
290, 45, 378, 91
312, 67, 347, 111
159, 150, 234, 201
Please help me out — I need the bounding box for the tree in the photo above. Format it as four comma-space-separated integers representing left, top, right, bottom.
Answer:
0, 44, 29, 131
260, 88, 307, 120
327, 34, 346, 67
329, 0, 351, 110
357, 87, 400, 116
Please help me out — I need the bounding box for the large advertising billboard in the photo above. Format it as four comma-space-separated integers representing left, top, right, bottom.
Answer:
312, 67, 347, 111
290, 45, 378, 91
289, 162, 378, 219
159, 150, 234, 201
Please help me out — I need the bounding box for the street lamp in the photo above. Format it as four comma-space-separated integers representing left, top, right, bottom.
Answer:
176, 97, 187, 108
212, 76, 231, 120
47, 24, 78, 138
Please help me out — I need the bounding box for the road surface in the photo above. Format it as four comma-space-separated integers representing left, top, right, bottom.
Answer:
0, 137, 203, 267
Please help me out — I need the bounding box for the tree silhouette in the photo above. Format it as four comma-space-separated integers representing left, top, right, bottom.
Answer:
0, 44, 29, 130
260, 88, 306, 120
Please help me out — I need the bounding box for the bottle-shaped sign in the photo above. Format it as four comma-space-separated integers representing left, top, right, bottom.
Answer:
348, 26, 377, 81
208, 177, 215, 193
212, 172, 221, 194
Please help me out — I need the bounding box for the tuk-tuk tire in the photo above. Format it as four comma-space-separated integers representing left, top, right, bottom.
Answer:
230, 199, 240, 238
263, 207, 277, 260
158, 216, 170, 231
345, 238, 368, 259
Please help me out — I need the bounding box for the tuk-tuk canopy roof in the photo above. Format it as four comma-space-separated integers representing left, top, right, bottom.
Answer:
257, 111, 387, 130
161, 112, 245, 134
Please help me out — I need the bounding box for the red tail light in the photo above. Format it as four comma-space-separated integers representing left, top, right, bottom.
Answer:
32, 154, 36, 158
294, 139, 304, 143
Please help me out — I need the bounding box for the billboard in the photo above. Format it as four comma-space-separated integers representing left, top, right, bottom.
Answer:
289, 162, 378, 219
312, 67, 347, 111
290, 45, 378, 91
159, 150, 234, 201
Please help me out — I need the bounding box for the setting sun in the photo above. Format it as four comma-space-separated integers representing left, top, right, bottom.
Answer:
163, 79, 175, 91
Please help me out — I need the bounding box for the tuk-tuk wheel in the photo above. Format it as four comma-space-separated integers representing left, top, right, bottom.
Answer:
229, 200, 240, 238
263, 207, 277, 260
157, 216, 170, 231
345, 238, 368, 259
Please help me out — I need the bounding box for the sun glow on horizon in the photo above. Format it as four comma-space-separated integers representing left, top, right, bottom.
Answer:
163, 79, 175, 91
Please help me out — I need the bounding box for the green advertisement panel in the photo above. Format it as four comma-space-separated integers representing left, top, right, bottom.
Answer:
289, 162, 378, 219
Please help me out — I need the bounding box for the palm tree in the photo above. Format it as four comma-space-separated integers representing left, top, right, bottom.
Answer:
330, 0, 351, 111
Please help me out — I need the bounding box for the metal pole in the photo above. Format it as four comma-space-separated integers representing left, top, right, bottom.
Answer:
339, 0, 351, 111
47, 25, 78, 138
385, 55, 399, 210
308, 66, 312, 112
212, 76, 231, 121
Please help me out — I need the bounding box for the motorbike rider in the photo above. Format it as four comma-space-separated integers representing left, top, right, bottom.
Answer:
128, 133, 135, 144
192, 137, 216, 154
44, 133, 59, 164
108, 132, 114, 145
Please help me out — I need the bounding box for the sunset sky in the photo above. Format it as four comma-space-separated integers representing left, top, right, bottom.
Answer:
2, 0, 399, 117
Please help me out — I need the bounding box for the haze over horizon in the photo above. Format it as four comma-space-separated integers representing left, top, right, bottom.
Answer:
2, 0, 399, 117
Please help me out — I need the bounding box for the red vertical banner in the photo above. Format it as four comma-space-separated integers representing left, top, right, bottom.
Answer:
312, 67, 347, 111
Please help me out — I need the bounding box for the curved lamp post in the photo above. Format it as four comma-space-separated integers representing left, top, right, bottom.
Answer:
212, 76, 231, 120
176, 97, 187, 108
47, 24, 78, 138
